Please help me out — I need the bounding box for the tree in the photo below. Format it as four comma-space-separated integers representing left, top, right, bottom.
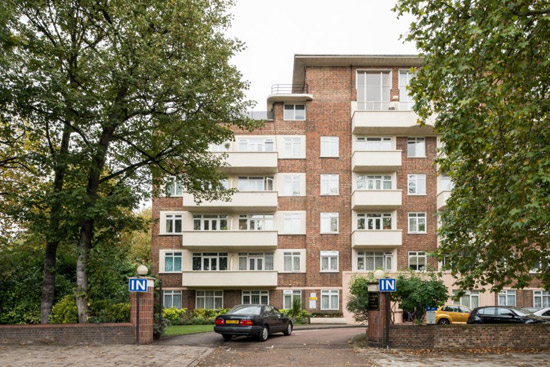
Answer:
1, 0, 257, 322
392, 272, 448, 321
346, 275, 371, 324
394, 1, 550, 291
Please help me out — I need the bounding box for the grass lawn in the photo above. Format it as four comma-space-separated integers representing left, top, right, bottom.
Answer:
164, 324, 214, 337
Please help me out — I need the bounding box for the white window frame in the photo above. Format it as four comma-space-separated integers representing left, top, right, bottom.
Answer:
320, 136, 339, 157
441, 175, 454, 191
408, 251, 427, 271
357, 251, 392, 271
356, 70, 391, 111
193, 214, 228, 231
283, 175, 302, 196
408, 137, 426, 158
320, 212, 339, 234
498, 290, 516, 307
408, 212, 427, 233
283, 251, 301, 272
398, 69, 415, 110
453, 290, 480, 309
356, 137, 392, 151
238, 252, 274, 271
163, 290, 182, 309
242, 290, 269, 305
357, 175, 392, 190
163, 251, 183, 273
196, 290, 223, 309
320, 251, 339, 272
283, 104, 306, 121
283, 290, 302, 309
238, 176, 274, 191
192, 252, 228, 271
321, 290, 340, 310
283, 137, 302, 158
238, 137, 274, 152
320, 174, 339, 195
238, 214, 274, 231
408, 174, 427, 195
357, 213, 392, 230
533, 291, 550, 308
283, 213, 302, 234
164, 213, 183, 234
165, 177, 183, 197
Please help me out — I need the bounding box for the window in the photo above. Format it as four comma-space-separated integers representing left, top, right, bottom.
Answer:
356, 71, 391, 110
321, 290, 339, 310
453, 290, 479, 309
208, 142, 229, 152
533, 291, 550, 308
238, 138, 274, 152
408, 251, 427, 271
408, 174, 426, 195
320, 174, 339, 195
357, 175, 392, 190
320, 137, 339, 157
165, 214, 183, 234
320, 251, 339, 272
283, 252, 301, 272
164, 252, 182, 272
238, 214, 274, 231
166, 178, 183, 197
399, 70, 415, 110
408, 137, 426, 157
238, 176, 274, 191
283, 290, 302, 309
408, 212, 427, 233
441, 175, 454, 191
193, 215, 228, 231
357, 213, 392, 230
242, 290, 269, 305
164, 291, 182, 309
356, 137, 392, 150
283, 213, 301, 234
320, 213, 339, 234
192, 253, 228, 271
283, 175, 301, 196
238, 253, 274, 271
196, 290, 223, 309
498, 290, 516, 307
283, 137, 302, 158
284, 104, 306, 120
357, 251, 392, 271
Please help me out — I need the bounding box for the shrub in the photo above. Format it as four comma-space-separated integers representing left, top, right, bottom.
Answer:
162, 307, 188, 324
346, 275, 370, 323
154, 314, 169, 339
280, 308, 310, 324
49, 295, 78, 324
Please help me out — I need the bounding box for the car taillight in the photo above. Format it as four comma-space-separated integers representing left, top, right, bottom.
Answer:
240, 320, 253, 326
215, 319, 225, 325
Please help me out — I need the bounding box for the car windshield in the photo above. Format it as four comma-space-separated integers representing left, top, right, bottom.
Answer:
511, 307, 531, 316
227, 305, 262, 315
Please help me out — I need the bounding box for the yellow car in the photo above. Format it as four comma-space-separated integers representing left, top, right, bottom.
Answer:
435, 305, 471, 324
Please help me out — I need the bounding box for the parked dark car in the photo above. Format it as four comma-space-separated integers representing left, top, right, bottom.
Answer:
467, 306, 545, 324
214, 304, 293, 342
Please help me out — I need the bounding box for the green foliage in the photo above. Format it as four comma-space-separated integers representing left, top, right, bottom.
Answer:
280, 308, 310, 324
346, 275, 370, 323
49, 295, 78, 324
162, 307, 188, 324
392, 272, 448, 317
89, 301, 131, 323
154, 314, 170, 340
394, 1, 550, 291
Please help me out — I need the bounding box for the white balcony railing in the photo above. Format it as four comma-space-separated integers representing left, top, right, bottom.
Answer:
181, 230, 278, 250
182, 191, 278, 212
351, 230, 403, 248
351, 104, 435, 135
352, 151, 402, 172
352, 190, 402, 210
217, 151, 278, 174
181, 271, 278, 288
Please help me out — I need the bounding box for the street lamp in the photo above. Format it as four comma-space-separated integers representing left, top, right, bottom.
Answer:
137, 265, 148, 276
373, 269, 386, 281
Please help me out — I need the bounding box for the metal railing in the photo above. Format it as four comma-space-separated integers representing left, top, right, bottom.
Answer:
271, 84, 309, 94
247, 111, 274, 121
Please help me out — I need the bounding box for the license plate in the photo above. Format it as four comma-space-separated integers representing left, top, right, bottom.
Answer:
226, 320, 239, 324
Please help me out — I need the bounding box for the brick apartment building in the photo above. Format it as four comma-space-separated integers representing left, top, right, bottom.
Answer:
151, 55, 549, 320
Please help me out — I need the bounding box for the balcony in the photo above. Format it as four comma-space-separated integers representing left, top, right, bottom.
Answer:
352, 151, 402, 172
351, 230, 403, 248
267, 84, 313, 109
247, 111, 274, 121
351, 104, 435, 135
181, 271, 278, 288
352, 190, 402, 210
217, 152, 278, 174
182, 191, 278, 212
437, 190, 451, 210
181, 231, 278, 251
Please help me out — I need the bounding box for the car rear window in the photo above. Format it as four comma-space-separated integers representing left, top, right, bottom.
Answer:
227, 306, 262, 315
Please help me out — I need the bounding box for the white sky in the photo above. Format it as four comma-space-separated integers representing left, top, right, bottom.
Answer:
227, 0, 417, 110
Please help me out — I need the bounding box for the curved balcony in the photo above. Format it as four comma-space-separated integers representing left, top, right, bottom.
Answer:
351, 230, 403, 248
352, 190, 402, 210
182, 271, 278, 288
181, 230, 278, 251
352, 150, 402, 172
182, 191, 278, 213
217, 151, 278, 174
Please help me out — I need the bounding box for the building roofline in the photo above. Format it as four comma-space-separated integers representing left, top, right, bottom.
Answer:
291, 54, 423, 86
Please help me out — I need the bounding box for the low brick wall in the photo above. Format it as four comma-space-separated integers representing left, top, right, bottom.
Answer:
387, 324, 550, 349
0, 323, 135, 345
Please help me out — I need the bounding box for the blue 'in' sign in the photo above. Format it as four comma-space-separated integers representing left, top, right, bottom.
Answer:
129, 278, 148, 292
379, 278, 396, 292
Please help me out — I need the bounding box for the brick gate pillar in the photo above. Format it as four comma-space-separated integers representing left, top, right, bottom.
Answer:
130, 277, 155, 345
367, 292, 389, 347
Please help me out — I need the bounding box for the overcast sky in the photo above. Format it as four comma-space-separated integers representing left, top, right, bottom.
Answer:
227, 0, 418, 110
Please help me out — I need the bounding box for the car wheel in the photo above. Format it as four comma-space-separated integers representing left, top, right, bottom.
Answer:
258, 326, 269, 342
283, 322, 293, 336
222, 334, 232, 341
438, 319, 450, 325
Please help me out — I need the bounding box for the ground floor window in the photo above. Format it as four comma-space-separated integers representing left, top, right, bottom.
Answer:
321, 290, 339, 310
196, 290, 223, 309
283, 290, 302, 309
242, 290, 269, 305
408, 251, 427, 271
533, 290, 550, 308
498, 290, 516, 306
453, 290, 479, 309
164, 290, 182, 309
